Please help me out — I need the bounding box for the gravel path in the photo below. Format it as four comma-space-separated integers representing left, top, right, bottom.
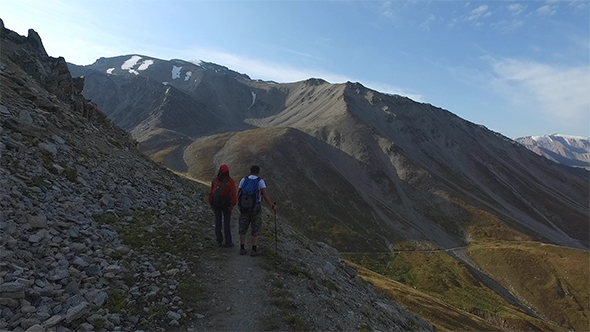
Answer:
192, 216, 275, 332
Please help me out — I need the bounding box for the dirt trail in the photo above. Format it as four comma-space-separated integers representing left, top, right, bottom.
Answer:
340, 245, 470, 255
192, 215, 274, 332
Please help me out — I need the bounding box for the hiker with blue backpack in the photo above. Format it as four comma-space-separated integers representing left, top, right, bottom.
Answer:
209, 164, 237, 248
238, 165, 277, 256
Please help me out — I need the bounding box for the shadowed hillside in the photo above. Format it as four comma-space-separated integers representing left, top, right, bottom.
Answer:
183, 127, 388, 251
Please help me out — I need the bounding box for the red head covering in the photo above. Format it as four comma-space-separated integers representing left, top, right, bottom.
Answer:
219, 164, 229, 173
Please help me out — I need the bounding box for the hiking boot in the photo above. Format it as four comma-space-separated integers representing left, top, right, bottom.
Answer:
217, 241, 223, 247
250, 250, 260, 257
224, 243, 234, 248
239, 248, 247, 255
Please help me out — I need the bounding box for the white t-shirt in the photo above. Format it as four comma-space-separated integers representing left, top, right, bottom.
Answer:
238, 175, 266, 203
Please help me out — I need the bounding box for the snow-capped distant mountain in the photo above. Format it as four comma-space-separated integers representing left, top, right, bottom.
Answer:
516, 134, 590, 169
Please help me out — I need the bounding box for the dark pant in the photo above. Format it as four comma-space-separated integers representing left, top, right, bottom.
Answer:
213, 206, 232, 245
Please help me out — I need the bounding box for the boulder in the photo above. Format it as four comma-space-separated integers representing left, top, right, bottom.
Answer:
0, 281, 26, 299
65, 302, 91, 323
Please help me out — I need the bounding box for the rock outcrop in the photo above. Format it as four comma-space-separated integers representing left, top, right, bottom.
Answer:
1, 19, 211, 331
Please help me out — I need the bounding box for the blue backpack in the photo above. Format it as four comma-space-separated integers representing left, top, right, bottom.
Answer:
238, 177, 261, 213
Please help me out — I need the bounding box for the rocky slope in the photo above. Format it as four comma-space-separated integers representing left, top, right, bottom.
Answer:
516, 134, 590, 169
0, 19, 432, 332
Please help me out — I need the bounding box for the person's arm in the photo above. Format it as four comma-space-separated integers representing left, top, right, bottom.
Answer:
229, 178, 237, 207
260, 188, 277, 210
209, 180, 215, 205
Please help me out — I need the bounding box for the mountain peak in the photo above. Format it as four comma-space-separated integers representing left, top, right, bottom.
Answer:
190, 60, 250, 79
303, 78, 328, 86
26, 28, 48, 57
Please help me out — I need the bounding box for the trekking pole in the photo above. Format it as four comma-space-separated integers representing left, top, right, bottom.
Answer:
274, 202, 278, 254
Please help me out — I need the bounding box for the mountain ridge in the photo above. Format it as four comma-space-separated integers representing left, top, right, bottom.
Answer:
516, 133, 590, 169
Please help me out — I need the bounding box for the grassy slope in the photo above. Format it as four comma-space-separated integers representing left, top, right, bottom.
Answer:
349, 262, 499, 332
467, 241, 590, 331
345, 249, 563, 331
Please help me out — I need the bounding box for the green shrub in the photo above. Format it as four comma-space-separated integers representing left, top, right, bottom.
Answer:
285, 314, 307, 331
105, 290, 127, 313
93, 213, 118, 224
64, 166, 78, 182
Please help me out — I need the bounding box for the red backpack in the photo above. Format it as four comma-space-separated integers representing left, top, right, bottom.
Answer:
212, 177, 231, 208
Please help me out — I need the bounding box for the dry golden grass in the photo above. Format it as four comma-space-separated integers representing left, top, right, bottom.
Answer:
468, 241, 590, 331
151, 145, 180, 164
347, 248, 565, 331
452, 198, 534, 243
349, 262, 500, 332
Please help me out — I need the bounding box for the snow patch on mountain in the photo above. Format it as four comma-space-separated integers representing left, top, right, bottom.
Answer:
121, 55, 142, 71
249, 91, 256, 109
106, 68, 114, 74
172, 66, 182, 79
184, 71, 192, 81
531, 135, 554, 144
532, 134, 588, 142
189, 59, 203, 67
138, 59, 154, 71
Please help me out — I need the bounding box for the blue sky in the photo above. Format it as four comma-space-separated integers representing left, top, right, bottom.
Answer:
3, 0, 589, 138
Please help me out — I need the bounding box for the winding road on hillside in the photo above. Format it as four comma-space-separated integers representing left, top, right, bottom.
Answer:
340, 245, 470, 255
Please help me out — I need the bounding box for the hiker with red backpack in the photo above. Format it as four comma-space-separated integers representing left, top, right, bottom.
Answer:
238, 165, 277, 256
209, 164, 237, 247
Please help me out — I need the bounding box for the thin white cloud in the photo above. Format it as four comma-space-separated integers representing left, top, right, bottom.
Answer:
491, 19, 525, 33
182, 47, 423, 100
420, 14, 437, 31
571, 1, 588, 12
187, 48, 337, 83
507, 3, 526, 16
536, 5, 557, 16
381, 1, 396, 18
280, 47, 324, 61
446, 17, 459, 29
486, 56, 590, 130
568, 34, 590, 51
467, 5, 491, 21
363, 81, 424, 102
